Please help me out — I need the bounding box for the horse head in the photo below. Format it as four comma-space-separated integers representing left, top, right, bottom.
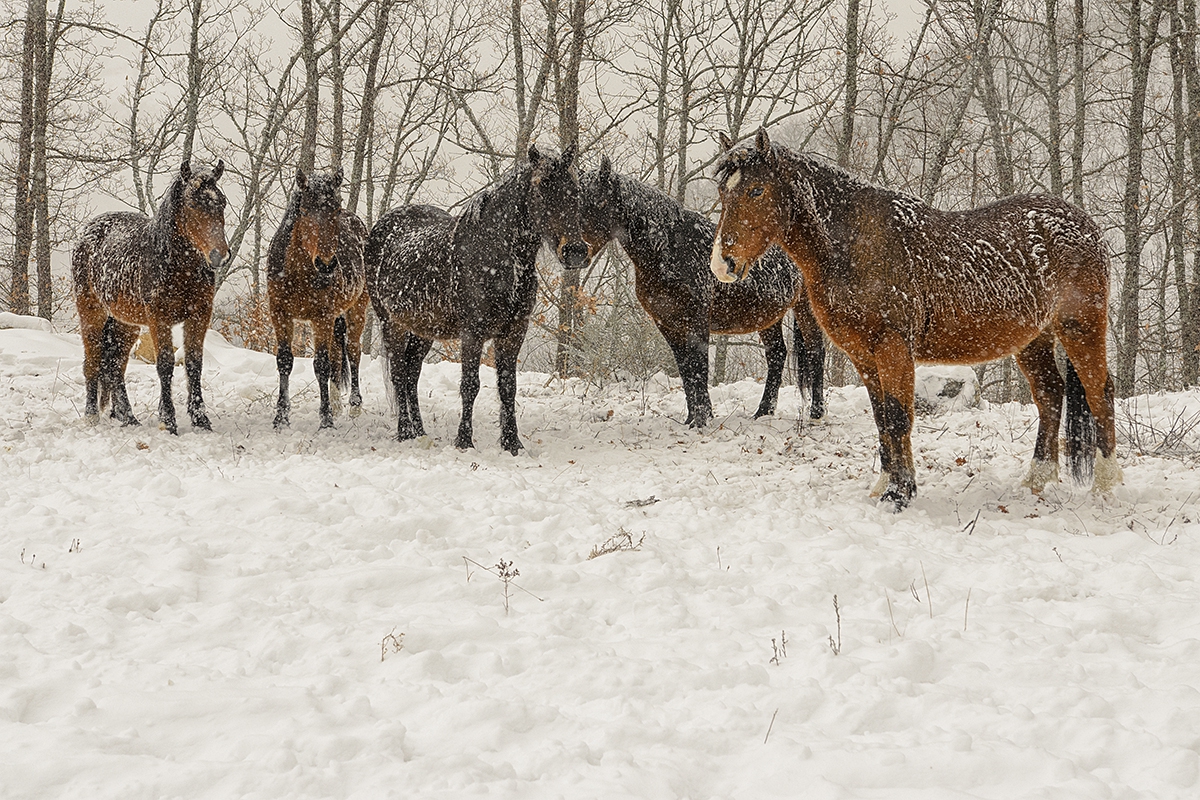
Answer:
710, 128, 829, 283
177, 159, 230, 280
293, 167, 345, 288
528, 142, 590, 270
578, 154, 622, 261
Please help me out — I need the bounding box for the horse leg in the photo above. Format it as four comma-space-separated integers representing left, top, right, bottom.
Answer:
495, 330, 525, 455
78, 302, 107, 423
149, 319, 178, 434
664, 325, 711, 428
794, 302, 826, 420
379, 319, 413, 440
1016, 332, 1064, 492
104, 320, 141, 426
182, 313, 212, 431
754, 321, 786, 418
400, 334, 432, 439
329, 316, 346, 418
312, 317, 336, 429
344, 292, 369, 416
454, 332, 484, 450
854, 361, 894, 498
273, 316, 295, 430
1058, 325, 1122, 492
872, 333, 917, 510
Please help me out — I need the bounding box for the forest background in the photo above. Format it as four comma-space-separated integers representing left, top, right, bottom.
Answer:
2, 0, 1197, 402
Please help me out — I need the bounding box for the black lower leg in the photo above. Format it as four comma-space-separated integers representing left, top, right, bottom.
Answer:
274, 342, 294, 429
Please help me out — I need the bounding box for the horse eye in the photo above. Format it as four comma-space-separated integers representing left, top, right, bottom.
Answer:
748, 186, 764, 198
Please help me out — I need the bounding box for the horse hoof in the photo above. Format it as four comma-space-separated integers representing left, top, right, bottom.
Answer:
273, 417, 289, 430
869, 471, 890, 498
159, 421, 177, 435
502, 440, 524, 455
752, 407, 775, 419
455, 436, 474, 450
193, 417, 213, 432
348, 405, 363, 418
319, 418, 335, 430
879, 489, 909, 512
85, 413, 99, 427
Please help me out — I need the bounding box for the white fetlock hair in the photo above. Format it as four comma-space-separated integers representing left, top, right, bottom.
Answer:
1022, 458, 1060, 494
1093, 450, 1124, 494
870, 471, 890, 498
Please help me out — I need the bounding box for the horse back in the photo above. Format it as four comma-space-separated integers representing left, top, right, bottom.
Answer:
366, 205, 460, 339
73, 212, 161, 324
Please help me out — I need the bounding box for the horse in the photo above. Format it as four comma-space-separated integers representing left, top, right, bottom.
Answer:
72, 159, 230, 435
366, 143, 590, 454
579, 155, 825, 427
710, 128, 1120, 510
267, 167, 369, 430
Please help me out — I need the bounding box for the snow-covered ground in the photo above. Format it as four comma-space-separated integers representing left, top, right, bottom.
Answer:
3, 321, 1200, 799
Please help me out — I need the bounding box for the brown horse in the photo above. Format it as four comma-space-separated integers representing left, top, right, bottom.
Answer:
579, 156, 825, 427
710, 129, 1120, 510
267, 167, 369, 430
73, 159, 229, 434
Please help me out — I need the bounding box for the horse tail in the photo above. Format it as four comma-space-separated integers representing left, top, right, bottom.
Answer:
792, 311, 814, 394
332, 314, 351, 390
1064, 356, 1096, 484
379, 324, 398, 413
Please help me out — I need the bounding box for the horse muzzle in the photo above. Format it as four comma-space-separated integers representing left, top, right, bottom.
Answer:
313, 255, 339, 288
560, 242, 589, 270
206, 249, 228, 276
710, 241, 740, 283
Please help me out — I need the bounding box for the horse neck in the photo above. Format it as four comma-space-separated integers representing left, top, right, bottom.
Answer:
467, 168, 538, 256
269, 193, 304, 275
149, 178, 195, 275
612, 177, 698, 275
775, 155, 847, 284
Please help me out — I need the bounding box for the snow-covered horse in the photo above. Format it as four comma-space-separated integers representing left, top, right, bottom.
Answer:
365, 143, 590, 454
73, 160, 230, 434
710, 129, 1120, 510
267, 167, 369, 430
580, 155, 825, 427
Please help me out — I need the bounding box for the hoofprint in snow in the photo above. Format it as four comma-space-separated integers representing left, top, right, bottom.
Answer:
3, 322, 1200, 799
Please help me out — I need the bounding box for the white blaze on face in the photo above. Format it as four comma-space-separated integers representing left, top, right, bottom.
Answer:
710, 169, 741, 283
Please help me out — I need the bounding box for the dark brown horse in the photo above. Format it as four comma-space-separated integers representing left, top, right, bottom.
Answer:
580, 155, 825, 427
73, 159, 230, 434
711, 129, 1120, 509
267, 167, 369, 430
366, 143, 589, 454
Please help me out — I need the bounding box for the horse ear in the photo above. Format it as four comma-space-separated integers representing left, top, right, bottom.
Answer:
755, 127, 771, 154
334, 166, 344, 186
528, 144, 542, 166
180, 160, 192, 182
598, 154, 612, 186
719, 132, 734, 152
562, 140, 577, 168
213, 159, 225, 181
295, 168, 308, 190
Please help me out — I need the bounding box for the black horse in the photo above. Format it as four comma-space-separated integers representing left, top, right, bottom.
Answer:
580, 156, 824, 427
366, 143, 590, 454
73, 160, 229, 434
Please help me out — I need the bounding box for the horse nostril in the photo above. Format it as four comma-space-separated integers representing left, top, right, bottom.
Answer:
724, 257, 738, 280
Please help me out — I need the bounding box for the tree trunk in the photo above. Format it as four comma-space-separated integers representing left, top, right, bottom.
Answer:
553, 0, 586, 378
1116, 0, 1164, 396
331, 0, 345, 167
1071, 0, 1087, 207
33, 0, 63, 320
181, 0, 203, 164
347, 0, 391, 216
299, 0, 319, 172
1182, 0, 1200, 384
837, 0, 860, 168
1046, 0, 1065, 197
9, 0, 40, 315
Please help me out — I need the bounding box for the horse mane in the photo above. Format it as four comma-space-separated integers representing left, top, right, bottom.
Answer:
268, 188, 304, 277
148, 172, 188, 265
461, 160, 534, 225
610, 173, 698, 255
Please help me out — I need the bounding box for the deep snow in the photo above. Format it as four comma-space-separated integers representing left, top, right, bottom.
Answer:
3, 322, 1200, 799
